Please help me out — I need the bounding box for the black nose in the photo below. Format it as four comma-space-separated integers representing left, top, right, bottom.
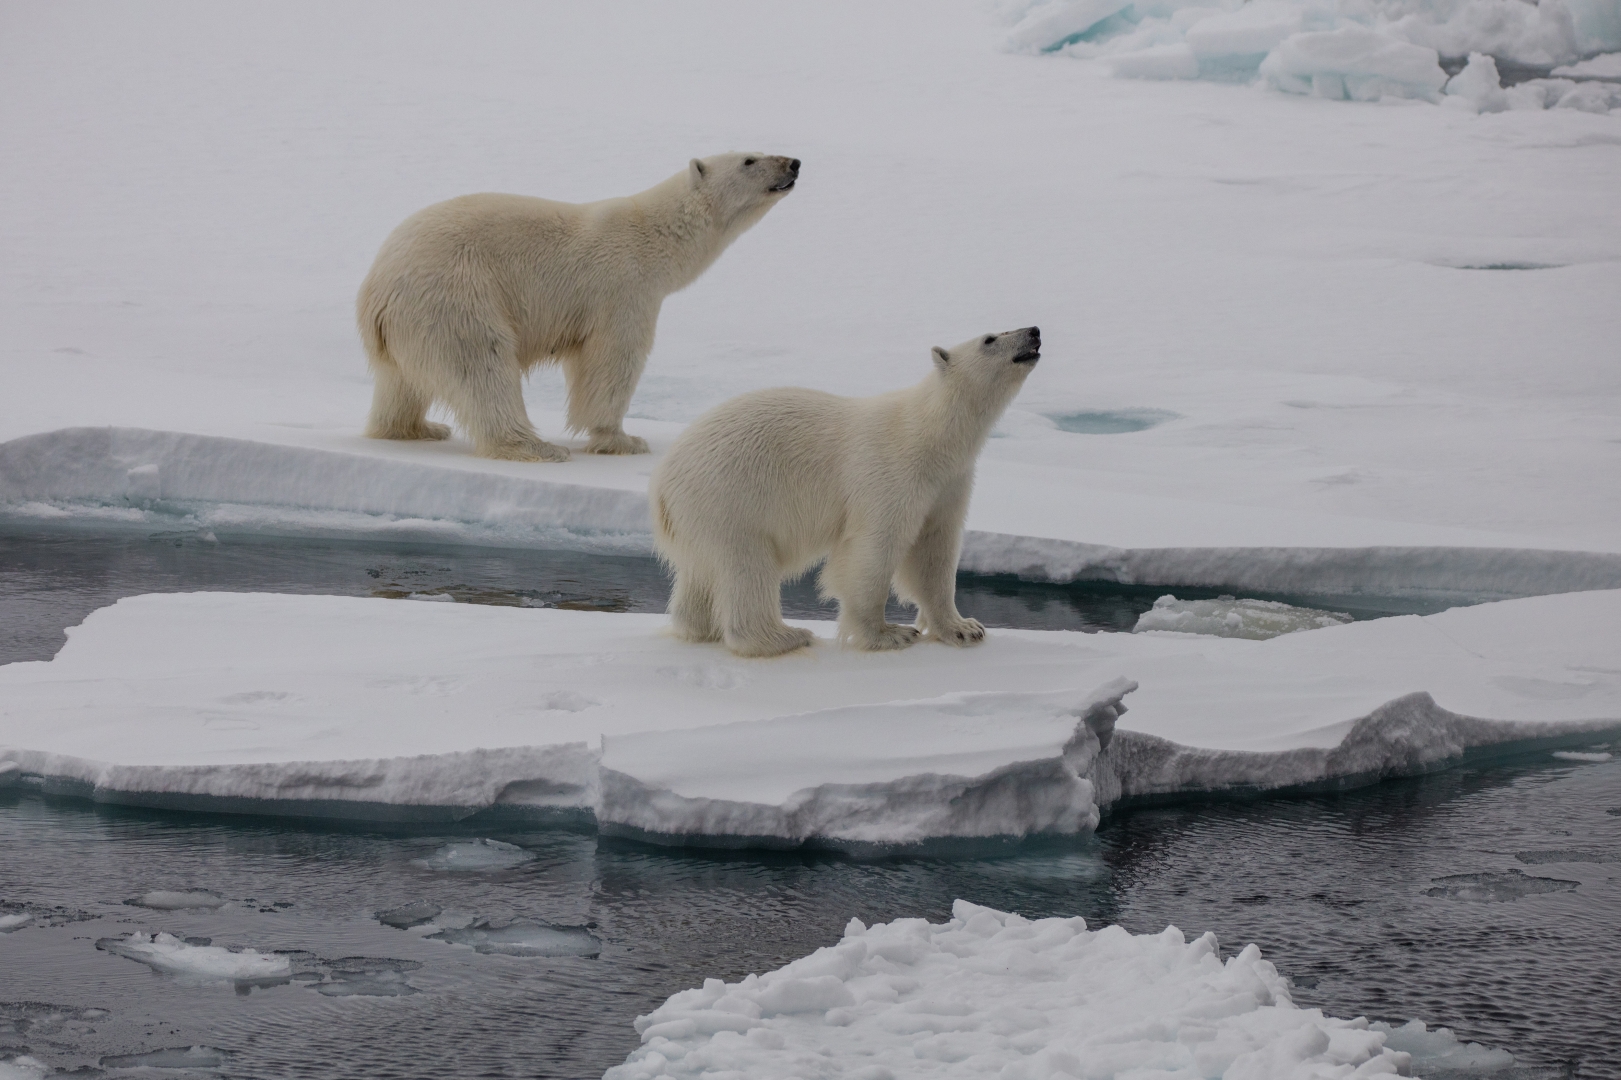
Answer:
789, 159, 801, 173
1028, 326, 1040, 341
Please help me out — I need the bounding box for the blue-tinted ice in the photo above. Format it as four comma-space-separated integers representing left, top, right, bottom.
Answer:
413, 838, 534, 872
1050, 408, 1178, 434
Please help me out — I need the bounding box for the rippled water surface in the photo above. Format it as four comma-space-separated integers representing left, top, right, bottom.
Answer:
3, 756, 1618, 1079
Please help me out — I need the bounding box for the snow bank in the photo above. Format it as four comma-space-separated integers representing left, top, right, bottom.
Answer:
1132, 594, 1352, 638
1008, 0, 1621, 110
95, 931, 291, 983
605, 899, 1411, 1080
2, 590, 1617, 847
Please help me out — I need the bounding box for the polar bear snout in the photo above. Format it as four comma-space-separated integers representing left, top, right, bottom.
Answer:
1012, 326, 1041, 364
766, 157, 801, 193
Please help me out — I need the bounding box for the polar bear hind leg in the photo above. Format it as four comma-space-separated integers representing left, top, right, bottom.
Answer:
364, 359, 452, 442
713, 548, 815, 657
667, 565, 723, 643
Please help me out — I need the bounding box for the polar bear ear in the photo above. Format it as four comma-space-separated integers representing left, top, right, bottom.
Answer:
689, 158, 707, 187
931, 346, 950, 371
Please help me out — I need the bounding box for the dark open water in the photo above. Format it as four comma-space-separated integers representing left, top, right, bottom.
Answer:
1, 530, 1616, 1078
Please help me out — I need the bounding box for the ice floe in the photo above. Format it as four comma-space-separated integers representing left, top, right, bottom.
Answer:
95, 931, 292, 984
125, 889, 227, 911
1423, 868, 1580, 901
376, 903, 443, 929
1132, 594, 1352, 639
99, 1045, 230, 1070
412, 839, 535, 872
427, 921, 602, 958
2, 589, 1617, 847
606, 900, 1420, 1079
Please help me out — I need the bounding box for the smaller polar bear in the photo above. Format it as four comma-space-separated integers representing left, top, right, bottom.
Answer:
357, 153, 800, 461
650, 326, 1042, 657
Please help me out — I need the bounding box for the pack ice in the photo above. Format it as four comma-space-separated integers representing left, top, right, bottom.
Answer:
1, 590, 1615, 848
604, 899, 1517, 1079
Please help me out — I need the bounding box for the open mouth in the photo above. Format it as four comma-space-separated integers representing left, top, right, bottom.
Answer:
1012, 349, 1040, 364
768, 178, 796, 193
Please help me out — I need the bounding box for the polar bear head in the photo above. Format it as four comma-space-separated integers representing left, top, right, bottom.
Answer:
688, 152, 801, 235
930, 326, 1042, 403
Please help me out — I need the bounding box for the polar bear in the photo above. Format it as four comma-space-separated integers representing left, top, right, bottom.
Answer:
357, 153, 801, 461
650, 326, 1042, 657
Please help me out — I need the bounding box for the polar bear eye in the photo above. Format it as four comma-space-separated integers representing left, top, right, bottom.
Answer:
983, 335, 996, 346
743, 157, 756, 167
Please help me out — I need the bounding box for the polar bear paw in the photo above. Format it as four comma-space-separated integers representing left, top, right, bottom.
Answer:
585, 430, 651, 455
726, 624, 815, 658
481, 433, 571, 463
929, 617, 986, 647
850, 623, 922, 652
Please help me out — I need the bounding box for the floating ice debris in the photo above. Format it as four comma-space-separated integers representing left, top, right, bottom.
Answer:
0, 1055, 49, 1080
0, 902, 92, 930
377, 902, 443, 929
0, 913, 32, 932
1552, 750, 1613, 762
606, 900, 1411, 1080
1423, 869, 1579, 902
100, 1045, 230, 1069
126, 889, 227, 911
427, 920, 601, 958
1133, 594, 1353, 639
1372, 1019, 1517, 1073
95, 931, 292, 983
1515, 849, 1610, 865
0, 1003, 111, 1039
413, 838, 535, 872
311, 957, 422, 997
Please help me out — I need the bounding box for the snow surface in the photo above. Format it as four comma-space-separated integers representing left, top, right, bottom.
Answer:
2, 590, 1616, 846
95, 931, 292, 984
604, 899, 1503, 1079
2, 3, 1619, 603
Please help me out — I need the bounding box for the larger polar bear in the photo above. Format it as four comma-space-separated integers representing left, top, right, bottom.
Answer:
357, 153, 801, 461
651, 326, 1043, 657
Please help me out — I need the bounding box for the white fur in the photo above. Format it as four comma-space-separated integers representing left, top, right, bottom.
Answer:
357, 153, 799, 460
650, 327, 1043, 657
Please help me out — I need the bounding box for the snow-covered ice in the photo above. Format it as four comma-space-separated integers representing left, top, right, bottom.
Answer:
0, 913, 33, 933
2, 589, 1616, 846
1, 2, 1618, 606
95, 931, 292, 984
605, 899, 1427, 1079
1132, 594, 1353, 638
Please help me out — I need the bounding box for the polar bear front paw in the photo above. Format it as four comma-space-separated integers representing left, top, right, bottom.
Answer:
855, 623, 922, 651
585, 430, 651, 455
481, 433, 571, 462
930, 618, 986, 647
726, 624, 815, 658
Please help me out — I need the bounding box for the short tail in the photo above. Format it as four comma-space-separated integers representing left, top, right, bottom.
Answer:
356, 280, 390, 369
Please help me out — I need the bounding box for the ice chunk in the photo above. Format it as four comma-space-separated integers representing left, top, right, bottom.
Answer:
1261, 27, 1449, 101
377, 902, 443, 929
1552, 80, 1621, 111
126, 889, 227, 910
1423, 868, 1579, 901
1372, 1020, 1516, 1072
427, 920, 601, 957
1133, 594, 1353, 639
95, 931, 293, 983
100, 1046, 230, 1069
606, 900, 1410, 1079
1186, 1, 1305, 60
1008, 0, 1135, 52
412, 838, 534, 872
0, 1056, 49, 1080
0, 913, 32, 932
1553, 50, 1621, 77
1443, 52, 1509, 112
1515, 848, 1608, 864
1551, 749, 1613, 761
311, 957, 422, 997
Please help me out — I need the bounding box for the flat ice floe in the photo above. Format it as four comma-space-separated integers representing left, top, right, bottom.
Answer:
605, 899, 1477, 1079
95, 931, 291, 984
2, 589, 1617, 847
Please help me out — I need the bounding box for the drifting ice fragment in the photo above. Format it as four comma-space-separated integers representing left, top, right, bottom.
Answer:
1423, 869, 1579, 902
0, 1055, 50, 1080
100, 1046, 230, 1069
413, 838, 534, 872
126, 889, 227, 910
1133, 594, 1352, 639
312, 957, 423, 997
1552, 750, 1613, 762
0, 912, 33, 932
427, 920, 601, 957
377, 902, 443, 929
95, 931, 292, 983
